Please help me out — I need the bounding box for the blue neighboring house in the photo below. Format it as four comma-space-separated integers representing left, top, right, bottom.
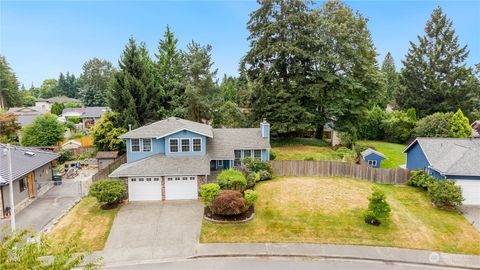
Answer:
404, 138, 480, 205
360, 148, 386, 168
110, 117, 271, 201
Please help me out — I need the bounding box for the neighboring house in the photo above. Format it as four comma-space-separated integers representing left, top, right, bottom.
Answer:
472, 120, 480, 138
109, 117, 271, 201
0, 145, 59, 217
7, 106, 49, 127
61, 107, 111, 130
35, 97, 81, 111
61, 140, 82, 150
96, 151, 120, 170
404, 138, 480, 205
323, 122, 341, 147
360, 148, 386, 168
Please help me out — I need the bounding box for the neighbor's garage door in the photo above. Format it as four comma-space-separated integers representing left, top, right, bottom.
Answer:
456, 180, 480, 205
128, 177, 162, 201
165, 176, 198, 200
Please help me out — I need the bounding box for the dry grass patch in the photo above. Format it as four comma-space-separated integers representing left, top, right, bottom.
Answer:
47, 196, 121, 253
201, 177, 480, 255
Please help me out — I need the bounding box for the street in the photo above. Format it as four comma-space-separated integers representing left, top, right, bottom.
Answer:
103, 257, 459, 270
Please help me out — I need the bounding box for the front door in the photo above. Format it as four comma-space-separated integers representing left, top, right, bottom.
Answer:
28, 173, 35, 198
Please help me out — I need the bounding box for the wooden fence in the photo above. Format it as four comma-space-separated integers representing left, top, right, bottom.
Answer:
92, 154, 127, 182
270, 160, 410, 185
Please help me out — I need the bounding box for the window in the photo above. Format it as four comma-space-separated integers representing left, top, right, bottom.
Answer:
244, 150, 252, 159
131, 139, 140, 152
254, 150, 262, 160
19, 177, 26, 192
181, 139, 190, 152
175, 177, 180, 181
217, 160, 223, 167
167, 177, 173, 181
146, 178, 152, 181
139, 178, 145, 181
169, 139, 179, 152
131, 178, 136, 182
182, 176, 188, 180
189, 176, 196, 180
368, 160, 377, 166
234, 150, 242, 166
153, 178, 160, 181
193, 138, 202, 152
143, 139, 152, 152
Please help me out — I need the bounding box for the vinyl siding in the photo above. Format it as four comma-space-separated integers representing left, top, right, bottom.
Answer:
127, 138, 165, 163
406, 142, 430, 171
165, 130, 206, 157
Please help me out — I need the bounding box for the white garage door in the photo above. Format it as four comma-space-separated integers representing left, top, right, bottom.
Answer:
165, 176, 198, 200
128, 177, 162, 201
456, 180, 480, 205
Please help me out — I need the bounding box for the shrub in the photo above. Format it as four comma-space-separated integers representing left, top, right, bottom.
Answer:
244, 157, 273, 174
211, 190, 248, 216
244, 189, 258, 206
58, 148, 73, 163
428, 180, 463, 209
407, 170, 435, 190
233, 165, 252, 177
364, 188, 390, 225
269, 150, 277, 160
68, 116, 82, 124
414, 112, 453, 137
383, 110, 416, 143
217, 169, 247, 191
199, 183, 221, 208
258, 170, 272, 181
358, 105, 388, 140
304, 155, 315, 161
89, 179, 126, 207
246, 173, 257, 189
69, 131, 86, 139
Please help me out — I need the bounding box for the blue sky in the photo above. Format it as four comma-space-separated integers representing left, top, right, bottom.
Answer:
1, 1, 479, 87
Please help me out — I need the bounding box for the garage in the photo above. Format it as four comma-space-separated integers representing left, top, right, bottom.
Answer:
128, 177, 162, 201
456, 180, 480, 205
165, 176, 198, 200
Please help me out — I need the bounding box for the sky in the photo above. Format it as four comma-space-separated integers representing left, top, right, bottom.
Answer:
1, 0, 479, 87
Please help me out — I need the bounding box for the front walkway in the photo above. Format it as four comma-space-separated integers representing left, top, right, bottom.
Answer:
102, 200, 203, 265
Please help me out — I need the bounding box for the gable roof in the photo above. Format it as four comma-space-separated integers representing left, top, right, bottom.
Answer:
7, 106, 49, 115
37, 97, 81, 103
207, 128, 270, 160
361, 148, 386, 159
62, 107, 111, 118
0, 145, 59, 184
120, 117, 214, 139
404, 138, 480, 176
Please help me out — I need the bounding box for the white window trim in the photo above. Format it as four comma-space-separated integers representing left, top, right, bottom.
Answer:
192, 137, 202, 152
217, 160, 223, 167
131, 138, 141, 152
169, 138, 179, 153
142, 138, 152, 152
180, 138, 191, 152
368, 160, 377, 166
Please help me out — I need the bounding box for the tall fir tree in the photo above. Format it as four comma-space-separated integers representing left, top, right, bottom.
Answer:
107, 37, 157, 128
79, 58, 115, 106
397, 6, 478, 118
381, 52, 400, 107
242, 0, 315, 136
57, 72, 79, 98
0, 55, 21, 109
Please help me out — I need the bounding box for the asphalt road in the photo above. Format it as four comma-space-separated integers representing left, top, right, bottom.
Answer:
103, 257, 459, 270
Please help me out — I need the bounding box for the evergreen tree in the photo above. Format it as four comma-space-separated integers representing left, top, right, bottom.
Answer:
0, 55, 21, 109
57, 72, 78, 98
79, 58, 115, 106
38, 79, 59, 98
450, 109, 472, 138
184, 41, 219, 123
91, 112, 127, 151
381, 52, 400, 106
107, 37, 156, 128
397, 6, 478, 118
242, 0, 315, 136
154, 26, 186, 117
219, 75, 238, 103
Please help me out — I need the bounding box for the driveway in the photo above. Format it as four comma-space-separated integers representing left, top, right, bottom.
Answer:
102, 200, 203, 264
460, 205, 480, 231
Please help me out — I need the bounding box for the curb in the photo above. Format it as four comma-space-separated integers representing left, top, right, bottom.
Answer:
42, 197, 83, 234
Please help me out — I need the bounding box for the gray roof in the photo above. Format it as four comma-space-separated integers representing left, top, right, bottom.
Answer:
109, 154, 210, 178
120, 117, 214, 139
7, 107, 49, 126
62, 107, 111, 118
0, 145, 59, 184
37, 97, 81, 103
361, 148, 386, 159
405, 138, 480, 176
207, 128, 271, 160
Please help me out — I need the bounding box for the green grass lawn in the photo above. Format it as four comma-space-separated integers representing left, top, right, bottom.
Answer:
47, 196, 121, 253
201, 177, 480, 255
357, 141, 406, 168
272, 138, 340, 161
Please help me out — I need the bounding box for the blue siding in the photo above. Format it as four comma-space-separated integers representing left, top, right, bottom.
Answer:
406, 142, 430, 171
126, 138, 165, 163
363, 153, 385, 168
428, 168, 445, 180
165, 130, 207, 157
262, 149, 269, 162
445, 175, 480, 180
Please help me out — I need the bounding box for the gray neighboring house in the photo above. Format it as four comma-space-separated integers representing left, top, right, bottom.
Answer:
61, 107, 111, 130
7, 106, 49, 127
35, 97, 81, 111
0, 145, 59, 217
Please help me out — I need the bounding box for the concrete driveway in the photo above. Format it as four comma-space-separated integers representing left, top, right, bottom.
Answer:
103, 200, 203, 264
460, 205, 480, 231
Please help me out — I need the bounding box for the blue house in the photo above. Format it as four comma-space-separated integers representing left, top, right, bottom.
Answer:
360, 148, 386, 168
404, 138, 480, 205
110, 117, 271, 201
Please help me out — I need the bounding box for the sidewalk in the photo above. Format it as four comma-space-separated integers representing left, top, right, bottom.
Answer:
193, 243, 480, 269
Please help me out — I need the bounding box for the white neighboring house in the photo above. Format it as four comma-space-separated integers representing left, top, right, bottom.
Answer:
60, 107, 111, 130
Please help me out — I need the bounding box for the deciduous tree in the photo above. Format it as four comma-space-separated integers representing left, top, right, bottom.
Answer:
20, 113, 65, 146
0, 112, 20, 143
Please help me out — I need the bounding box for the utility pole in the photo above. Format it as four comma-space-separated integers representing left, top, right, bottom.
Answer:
6, 144, 16, 232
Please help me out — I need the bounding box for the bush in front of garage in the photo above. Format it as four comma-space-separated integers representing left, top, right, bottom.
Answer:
199, 183, 221, 209
217, 169, 247, 191
89, 179, 126, 209
427, 180, 464, 209
211, 190, 248, 216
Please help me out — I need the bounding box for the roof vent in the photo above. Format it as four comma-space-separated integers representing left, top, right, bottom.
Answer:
25, 151, 36, 157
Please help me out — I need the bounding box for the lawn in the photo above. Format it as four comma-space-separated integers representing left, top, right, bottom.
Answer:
201, 177, 480, 255
357, 140, 407, 168
272, 138, 340, 161
47, 196, 121, 253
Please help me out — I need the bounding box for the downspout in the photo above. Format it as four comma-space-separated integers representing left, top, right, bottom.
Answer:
1, 186, 4, 218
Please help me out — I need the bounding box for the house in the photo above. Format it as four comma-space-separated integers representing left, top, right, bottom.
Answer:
322, 122, 341, 147
35, 97, 81, 111
96, 151, 120, 170
472, 120, 480, 138
0, 145, 59, 217
61, 140, 82, 150
61, 107, 111, 130
7, 106, 49, 127
109, 117, 271, 201
360, 148, 386, 168
404, 138, 480, 205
